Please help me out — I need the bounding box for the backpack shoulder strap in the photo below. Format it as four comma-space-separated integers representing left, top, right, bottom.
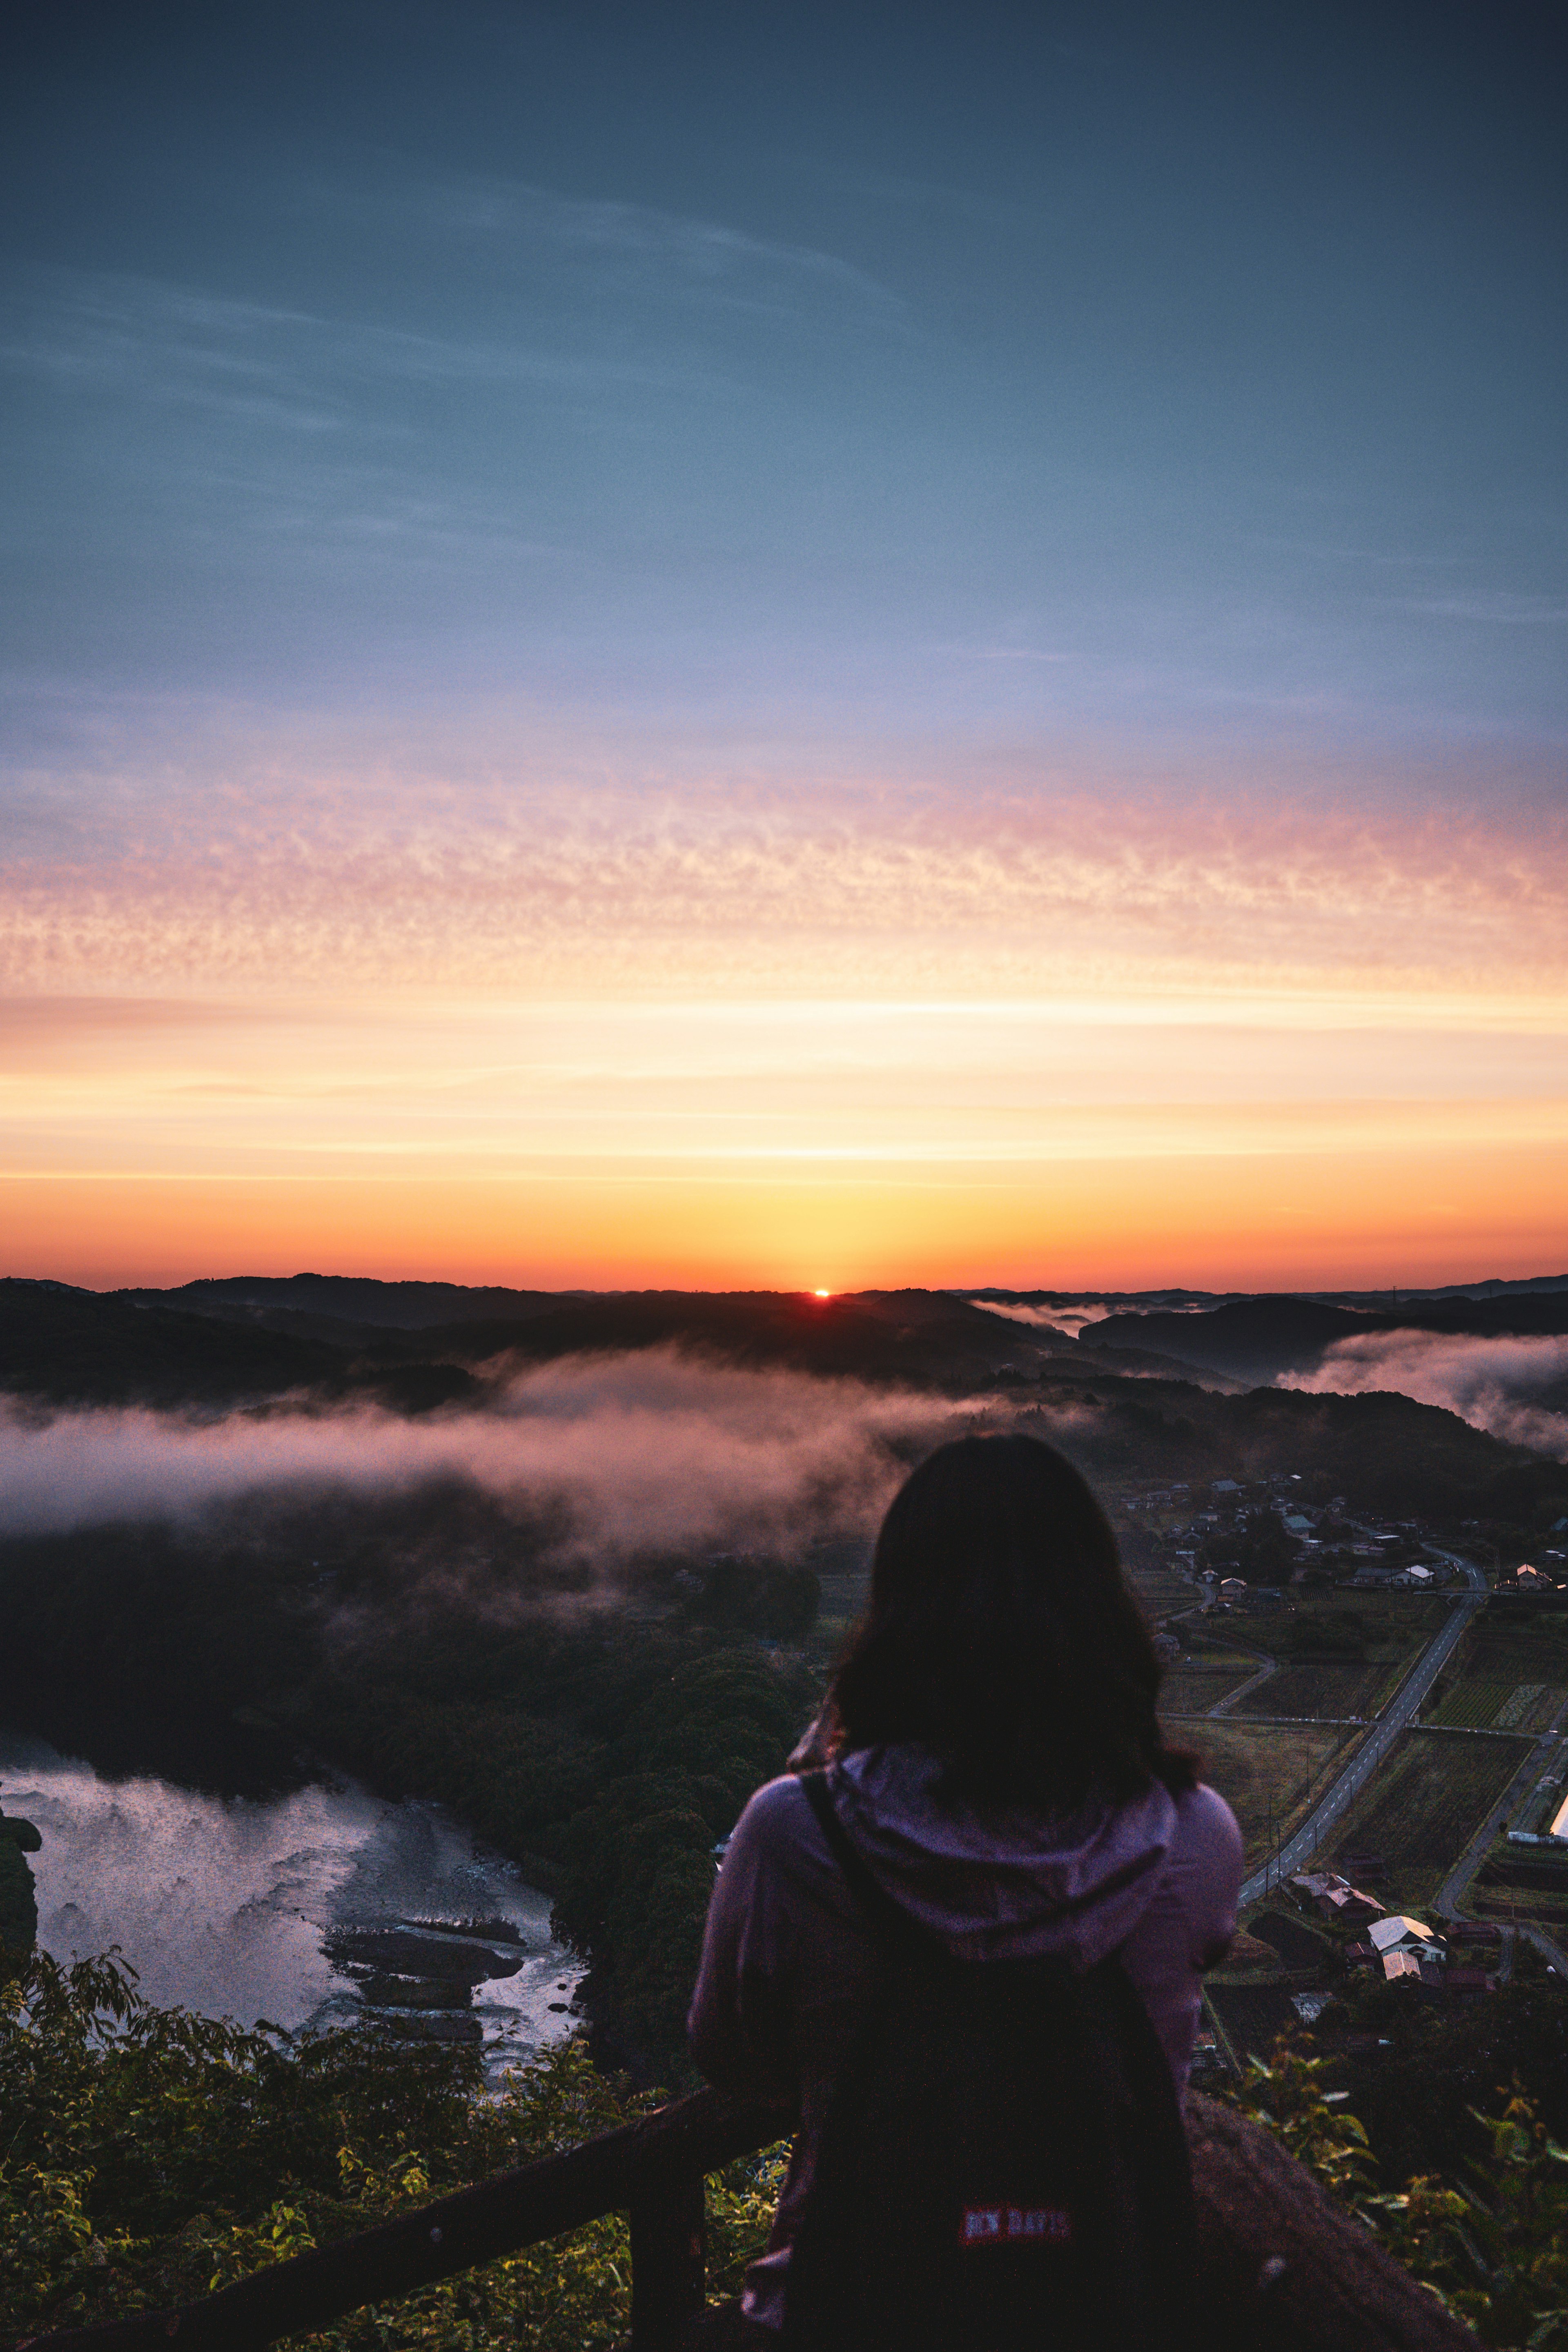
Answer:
799, 1769, 935, 1953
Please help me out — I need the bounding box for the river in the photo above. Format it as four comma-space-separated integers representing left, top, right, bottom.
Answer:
0, 1725, 584, 2075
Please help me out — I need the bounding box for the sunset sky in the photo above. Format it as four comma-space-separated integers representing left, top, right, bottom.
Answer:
3, 1, 1564, 1293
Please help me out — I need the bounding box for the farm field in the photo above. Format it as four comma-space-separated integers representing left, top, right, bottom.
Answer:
1234, 1658, 1393, 1721
1204, 1981, 1298, 2068
1246, 1909, 1337, 1971
1160, 1650, 1262, 1713
1324, 1728, 1531, 1908
1428, 1680, 1566, 1732
1186, 1719, 1352, 1860
1125, 1566, 1200, 1617
1270, 1593, 1448, 1664
1425, 1615, 1568, 1733
1472, 1880, 1568, 1925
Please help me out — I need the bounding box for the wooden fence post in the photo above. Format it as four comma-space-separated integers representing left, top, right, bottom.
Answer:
629, 2169, 707, 2351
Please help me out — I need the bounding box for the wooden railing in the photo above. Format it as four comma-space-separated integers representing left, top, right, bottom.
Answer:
13, 2087, 1478, 2352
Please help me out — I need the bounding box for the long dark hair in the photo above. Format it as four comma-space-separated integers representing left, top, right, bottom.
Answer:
828, 1433, 1196, 1810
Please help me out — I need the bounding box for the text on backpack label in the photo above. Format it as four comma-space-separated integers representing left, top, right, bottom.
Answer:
959, 2204, 1075, 2247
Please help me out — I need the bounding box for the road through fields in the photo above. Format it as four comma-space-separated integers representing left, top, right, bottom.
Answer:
1238, 1555, 1486, 1908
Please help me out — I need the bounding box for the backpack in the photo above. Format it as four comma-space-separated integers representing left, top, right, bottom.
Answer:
782, 1772, 1196, 2352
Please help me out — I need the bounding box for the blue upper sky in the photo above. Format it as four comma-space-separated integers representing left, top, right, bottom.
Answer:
4, 2, 1568, 1294
4, 0, 1564, 765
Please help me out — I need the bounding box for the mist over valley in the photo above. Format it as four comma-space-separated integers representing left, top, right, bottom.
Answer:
7, 1265, 1568, 2084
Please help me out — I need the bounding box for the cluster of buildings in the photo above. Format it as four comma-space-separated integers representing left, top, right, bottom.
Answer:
1121, 1474, 1463, 1597
1289, 1869, 1495, 1996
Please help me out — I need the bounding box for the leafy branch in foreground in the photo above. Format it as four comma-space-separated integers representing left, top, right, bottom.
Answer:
1238, 2038, 1568, 2349
0, 1949, 785, 2348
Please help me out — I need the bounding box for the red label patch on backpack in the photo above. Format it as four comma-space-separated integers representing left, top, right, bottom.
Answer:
959, 2204, 1075, 2247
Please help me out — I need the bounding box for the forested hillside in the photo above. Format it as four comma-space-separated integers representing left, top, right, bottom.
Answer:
3, 1275, 1566, 2070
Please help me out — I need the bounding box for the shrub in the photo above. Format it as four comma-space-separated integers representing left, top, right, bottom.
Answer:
0, 1949, 785, 2348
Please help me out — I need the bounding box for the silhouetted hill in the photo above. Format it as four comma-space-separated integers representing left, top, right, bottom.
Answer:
0, 1278, 347, 1408
1092, 1289, 1568, 1385
6, 1276, 1565, 1514
1025, 1364, 1552, 1518
1327, 1272, 1568, 1305
120, 1273, 562, 1329
1392, 1294, 1568, 1337
1092, 1296, 1380, 1383
361, 1288, 1069, 1390
0, 1280, 480, 1412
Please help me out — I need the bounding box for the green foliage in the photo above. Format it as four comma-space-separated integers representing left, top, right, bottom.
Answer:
0, 1950, 786, 2348
1237, 2040, 1568, 2348
549, 1651, 813, 2065
1371, 2093, 1568, 2348
1318, 1978, 1568, 2187
680, 1557, 822, 1641
0, 1505, 818, 2074
1236, 2040, 1377, 2203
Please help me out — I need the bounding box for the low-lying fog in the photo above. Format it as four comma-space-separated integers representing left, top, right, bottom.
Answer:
0, 1348, 978, 1552
1278, 1329, 1568, 1457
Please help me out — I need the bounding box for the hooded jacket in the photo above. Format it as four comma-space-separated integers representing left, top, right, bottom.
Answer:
687, 1746, 1242, 2332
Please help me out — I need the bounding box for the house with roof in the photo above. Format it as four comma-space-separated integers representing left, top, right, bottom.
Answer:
1369, 1915, 1443, 1978
1290, 1871, 1383, 1920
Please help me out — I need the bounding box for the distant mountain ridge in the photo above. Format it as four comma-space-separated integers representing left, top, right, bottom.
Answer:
5, 1270, 1566, 1446
118, 1273, 566, 1328
5, 1273, 1568, 1524
1080, 1290, 1568, 1387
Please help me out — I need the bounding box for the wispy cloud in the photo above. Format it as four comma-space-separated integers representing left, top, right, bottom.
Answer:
934, 644, 1076, 662
1388, 595, 1568, 627
309, 167, 907, 325
3, 718, 1566, 1000
0, 265, 726, 422
1281, 1328, 1568, 1459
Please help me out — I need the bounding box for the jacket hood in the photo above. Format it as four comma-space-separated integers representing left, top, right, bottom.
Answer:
827, 1744, 1177, 1969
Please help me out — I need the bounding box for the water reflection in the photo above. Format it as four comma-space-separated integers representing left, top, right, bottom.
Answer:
0, 1728, 583, 2074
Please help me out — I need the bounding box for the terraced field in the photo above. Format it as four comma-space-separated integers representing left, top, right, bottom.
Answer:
1472, 1882, 1568, 1925
1204, 1981, 1299, 2067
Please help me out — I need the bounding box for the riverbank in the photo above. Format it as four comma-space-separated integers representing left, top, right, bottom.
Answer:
0, 1722, 584, 2074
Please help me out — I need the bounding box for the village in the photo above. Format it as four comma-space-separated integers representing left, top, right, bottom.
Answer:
1100, 1472, 1568, 2085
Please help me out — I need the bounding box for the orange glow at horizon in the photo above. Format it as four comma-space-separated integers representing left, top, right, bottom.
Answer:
5, 751, 1566, 1295
5, 1131, 1566, 1296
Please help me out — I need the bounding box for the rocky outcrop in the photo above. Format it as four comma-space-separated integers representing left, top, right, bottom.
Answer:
0, 1799, 41, 1962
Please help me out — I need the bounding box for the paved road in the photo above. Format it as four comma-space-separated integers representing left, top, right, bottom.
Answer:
1437, 1693, 1568, 1920
1519, 1922, 1568, 1974
1207, 1649, 1279, 1719
1435, 1688, 1568, 1974
1239, 1555, 1486, 1908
